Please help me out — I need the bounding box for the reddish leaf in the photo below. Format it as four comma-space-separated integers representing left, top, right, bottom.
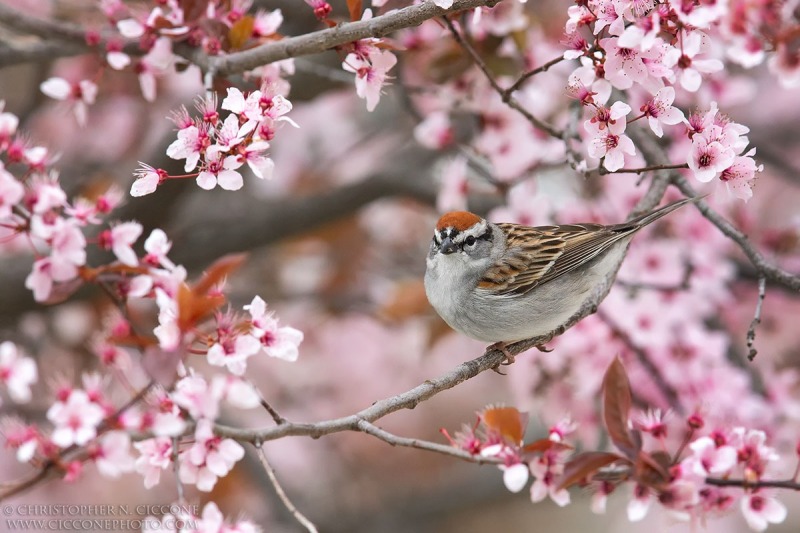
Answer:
481, 406, 527, 445
347, 0, 363, 22
522, 438, 558, 454
602, 356, 638, 458
558, 452, 628, 490
192, 253, 247, 295
635, 450, 671, 488
228, 15, 255, 50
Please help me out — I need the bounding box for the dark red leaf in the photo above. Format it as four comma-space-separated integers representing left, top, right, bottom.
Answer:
635, 450, 671, 488
228, 15, 255, 50
558, 451, 628, 490
602, 356, 638, 458
347, 0, 363, 22
481, 406, 527, 445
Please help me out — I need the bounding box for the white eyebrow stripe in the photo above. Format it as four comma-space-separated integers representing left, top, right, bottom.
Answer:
451, 219, 488, 242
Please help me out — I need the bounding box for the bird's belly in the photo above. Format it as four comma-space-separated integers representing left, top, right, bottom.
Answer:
449, 250, 622, 343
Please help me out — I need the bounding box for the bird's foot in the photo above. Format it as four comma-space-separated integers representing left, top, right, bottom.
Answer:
536, 344, 553, 353
488, 341, 515, 374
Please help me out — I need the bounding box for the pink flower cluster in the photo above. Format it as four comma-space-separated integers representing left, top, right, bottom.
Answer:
0, 101, 303, 510
447, 404, 792, 532
443, 407, 576, 506
133, 86, 295, 195
341, 10, 398, 112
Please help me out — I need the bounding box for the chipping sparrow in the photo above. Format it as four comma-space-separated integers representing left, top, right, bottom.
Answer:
424, 197, 697, 361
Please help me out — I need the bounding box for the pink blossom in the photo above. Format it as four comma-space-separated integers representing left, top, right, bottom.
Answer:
617, 11, 660, 51
740, 493, 787, 531
166, 124, 208, 172
143, 228, 175, 269
40, 78, 97, 127
686, 436, 737, 476
206, 114, 246, 159
153, 288, 181, 351
688, 137, 735, 182
529, 450, 570, 506
207, 329, 262, 376
46, 389, 105, 447
172, 374, 221, 420
244, 296, 303, 362
196, 152, 244, 191
414, 111, 454, 149
632, 408, 670, 438
562, 32, 589, 60
137, 37, 173, 102
587, 111, 636, 172
0, 101, 19, 143
213, 375, 261, 410
2, 419, 39, 463
565, 5, 595, 34
567, 58, 612, 105
470, 1, 528, 36
592, 0, 626, 36
253, 8, 283, 37
0, 341, 37, 403
240, 140, 274, 180
0, 162, 24, 219
28, 175, 66, 214
133, 437, 173, 488
664, 32, 724, 92
627, 484, 653, 521
342, 49, 397, 112
768, 43, 800, 88
131, 163, 163, 197
502, 463, 530, 493
669, 0, 727, 28
720, 151, 762, 201
641, 86, 685, 137
92, 431, 135, 478
600, 37, 651, 90
26, 257, 73, 301
179, 420, 244, 492
106, 221, 143, 266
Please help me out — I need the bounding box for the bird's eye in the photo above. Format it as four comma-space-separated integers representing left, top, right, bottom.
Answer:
464, 235, 477, 247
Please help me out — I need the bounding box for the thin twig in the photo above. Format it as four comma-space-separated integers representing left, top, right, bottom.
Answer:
443, 17, 563, 139
355, 419, 501, 464
172, 436, 185, 504
257, 445, 319, 533
260, 398, 286, 425
746, 277, 767, 361
705, 477, 800, 491
600, 163, 689, 175
504, 56, 566, 95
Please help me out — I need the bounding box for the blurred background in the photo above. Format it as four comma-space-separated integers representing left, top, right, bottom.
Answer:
1, 0, 800, 531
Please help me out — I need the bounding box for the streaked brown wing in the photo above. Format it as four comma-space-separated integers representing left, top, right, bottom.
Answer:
477, 222, 633, 295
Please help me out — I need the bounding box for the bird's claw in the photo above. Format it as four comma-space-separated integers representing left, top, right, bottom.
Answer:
488, 341, 515, 369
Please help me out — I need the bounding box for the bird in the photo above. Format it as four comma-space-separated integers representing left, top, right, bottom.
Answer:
424, 197, 698, 364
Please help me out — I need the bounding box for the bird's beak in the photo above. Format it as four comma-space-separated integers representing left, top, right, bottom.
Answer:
439, 237, 457, 255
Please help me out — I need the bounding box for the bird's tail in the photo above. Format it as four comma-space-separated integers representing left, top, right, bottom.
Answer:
627, 196, 704, 228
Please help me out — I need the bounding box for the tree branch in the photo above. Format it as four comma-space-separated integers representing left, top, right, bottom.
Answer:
705, 477, 800, 491
442, 17, 563, 139
355, 419, 500, 464
184, 0, 505, 75
671, 175, 800, 292
257, 445, 319, 533
746, 276, 767, 361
